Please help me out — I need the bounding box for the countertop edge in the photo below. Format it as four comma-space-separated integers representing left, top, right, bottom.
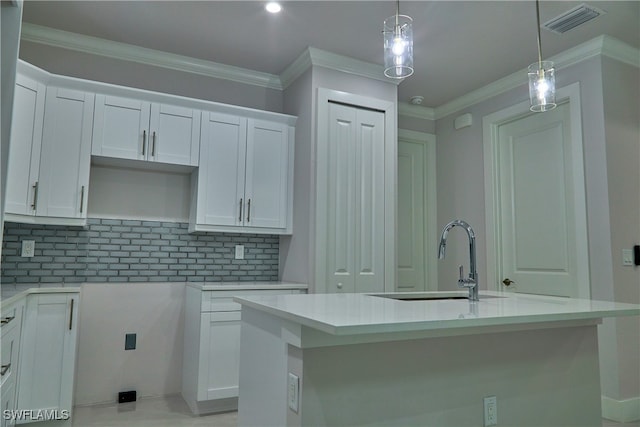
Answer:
1, 287, 81, 309
186, 282, 308, 291
234, 293, 640, 336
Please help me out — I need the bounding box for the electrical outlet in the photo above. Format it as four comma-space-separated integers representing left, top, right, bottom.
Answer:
21, 240, 35, 258
235, 245, 245, 260
125, 333, 136, 350
484, 396, 497, 426
287, 373, 299, 413
622, 249, 634, 266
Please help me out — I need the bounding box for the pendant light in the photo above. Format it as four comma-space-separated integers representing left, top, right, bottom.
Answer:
383, 0, 413, 79
528, 0, 556, 112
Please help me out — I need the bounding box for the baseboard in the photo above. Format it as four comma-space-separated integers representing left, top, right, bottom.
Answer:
602, 395, 640, 422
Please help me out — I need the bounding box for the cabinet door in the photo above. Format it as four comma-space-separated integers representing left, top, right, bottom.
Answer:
37, 88, 94, 218
197, 112, 247, 226
1, 382, 17, 427
5, 74, 45, 216
244, 119, 289, 229
17, 294, 78, 422
92, 95, 150, 161
201, 312, 241, 401
149, 104, 200, 166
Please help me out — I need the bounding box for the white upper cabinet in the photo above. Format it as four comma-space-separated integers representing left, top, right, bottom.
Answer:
191, 112, 293, 234
244, 119, 290, 229
92, 94, 200, 167
5, 75, 94, 225
5, 74, 45, 216
37, 87, 94, 219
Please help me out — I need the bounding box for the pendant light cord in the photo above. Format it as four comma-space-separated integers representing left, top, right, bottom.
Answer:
536, 0, 543, 68
395, 0, 400, 27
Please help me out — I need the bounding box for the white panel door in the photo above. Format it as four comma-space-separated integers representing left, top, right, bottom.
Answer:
326, 103, 385, 293
353, 109, 385, 293
92, 95, 150, 161
149, 104, 201, 166
17, 294, 78, 423
5, 75, 45, 216
244, 119, 289, 229
327, 103, 357, 293
37, 87, 94, 219
198, 112, 247, 226
202, 312, 241, 401
497, 102, 583, 297
397, 140, 426, 292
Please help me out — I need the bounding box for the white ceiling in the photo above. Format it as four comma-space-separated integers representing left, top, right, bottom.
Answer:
21, 1, 640, 108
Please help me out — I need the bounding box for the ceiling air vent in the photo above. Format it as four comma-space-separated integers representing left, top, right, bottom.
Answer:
543, 3, 606, 34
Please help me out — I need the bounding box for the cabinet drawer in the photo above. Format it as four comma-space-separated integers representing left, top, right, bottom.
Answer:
1, 303, 23, 336
201, 289, 303, 312
1, 325, 20, 388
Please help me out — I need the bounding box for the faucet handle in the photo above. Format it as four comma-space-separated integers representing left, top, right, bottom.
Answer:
458, 265, 464, 281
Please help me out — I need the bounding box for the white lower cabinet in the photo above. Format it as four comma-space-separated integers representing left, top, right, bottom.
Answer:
1, 300, 25, 427
182, 284, 306, 415
16, 292, 79, 426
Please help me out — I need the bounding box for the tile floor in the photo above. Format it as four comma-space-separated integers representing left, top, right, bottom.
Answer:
73, 395, 639, 427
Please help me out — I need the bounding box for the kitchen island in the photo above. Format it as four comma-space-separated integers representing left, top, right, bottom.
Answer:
234, 291, 640, 427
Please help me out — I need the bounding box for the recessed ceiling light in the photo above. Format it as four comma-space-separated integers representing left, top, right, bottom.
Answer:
265, 2, 282, 14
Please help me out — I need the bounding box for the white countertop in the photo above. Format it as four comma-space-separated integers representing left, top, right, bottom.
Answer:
234, 291, 640, 335
1, 286, 80, 309
186, 281, 308, 291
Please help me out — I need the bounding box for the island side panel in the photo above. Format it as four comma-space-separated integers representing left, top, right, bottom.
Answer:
238, 306, 300, 427
296, 325, 601, 426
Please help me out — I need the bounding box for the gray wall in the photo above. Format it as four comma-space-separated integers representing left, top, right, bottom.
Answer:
601, 57, 640, 401
434, 55, 639, 409
19, 41, 284, 113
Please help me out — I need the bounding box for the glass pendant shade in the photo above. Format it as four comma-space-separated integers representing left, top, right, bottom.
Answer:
383, 14, 413, 78
528, 61, 556, 112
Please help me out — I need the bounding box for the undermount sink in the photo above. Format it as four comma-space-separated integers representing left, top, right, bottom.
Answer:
371, 292, 501, 301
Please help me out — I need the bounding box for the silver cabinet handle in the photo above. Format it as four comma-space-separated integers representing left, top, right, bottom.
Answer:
80, 186, 85, 213
1, 316, 15, 326
68, 298, 74, 331
0, 364, 10, 377
142, 130, 146, 156
152, 131, 156, 157
246, 199, 251, 222
31, 181, 38, 210
239, 198, 243, 222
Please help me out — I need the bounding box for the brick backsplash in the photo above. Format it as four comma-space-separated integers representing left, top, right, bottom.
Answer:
1, 219, 279, 288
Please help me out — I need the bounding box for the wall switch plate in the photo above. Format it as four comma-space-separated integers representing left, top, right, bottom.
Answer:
125, 333, 136, 350
21, 240, 35, 258
483, 396, 497, 426
287, 373, 299, 413
622, 249, 634, 266
235, 245, 245, 260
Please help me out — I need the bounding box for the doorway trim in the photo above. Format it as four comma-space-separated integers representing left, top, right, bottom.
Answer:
397, 129, 438, 291
482, 82, 590, 298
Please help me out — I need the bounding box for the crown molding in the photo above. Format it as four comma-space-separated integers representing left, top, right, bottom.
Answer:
20, 24, 638, 121
434, 35, 640, 120
20, 23, 283, 90
281, 46, 402, 89
601, 35, 640, 68
280, 48, 312, 90
397, 102, 436, 121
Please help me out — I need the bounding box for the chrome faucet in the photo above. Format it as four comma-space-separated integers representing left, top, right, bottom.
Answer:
438, 220, 479, 302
